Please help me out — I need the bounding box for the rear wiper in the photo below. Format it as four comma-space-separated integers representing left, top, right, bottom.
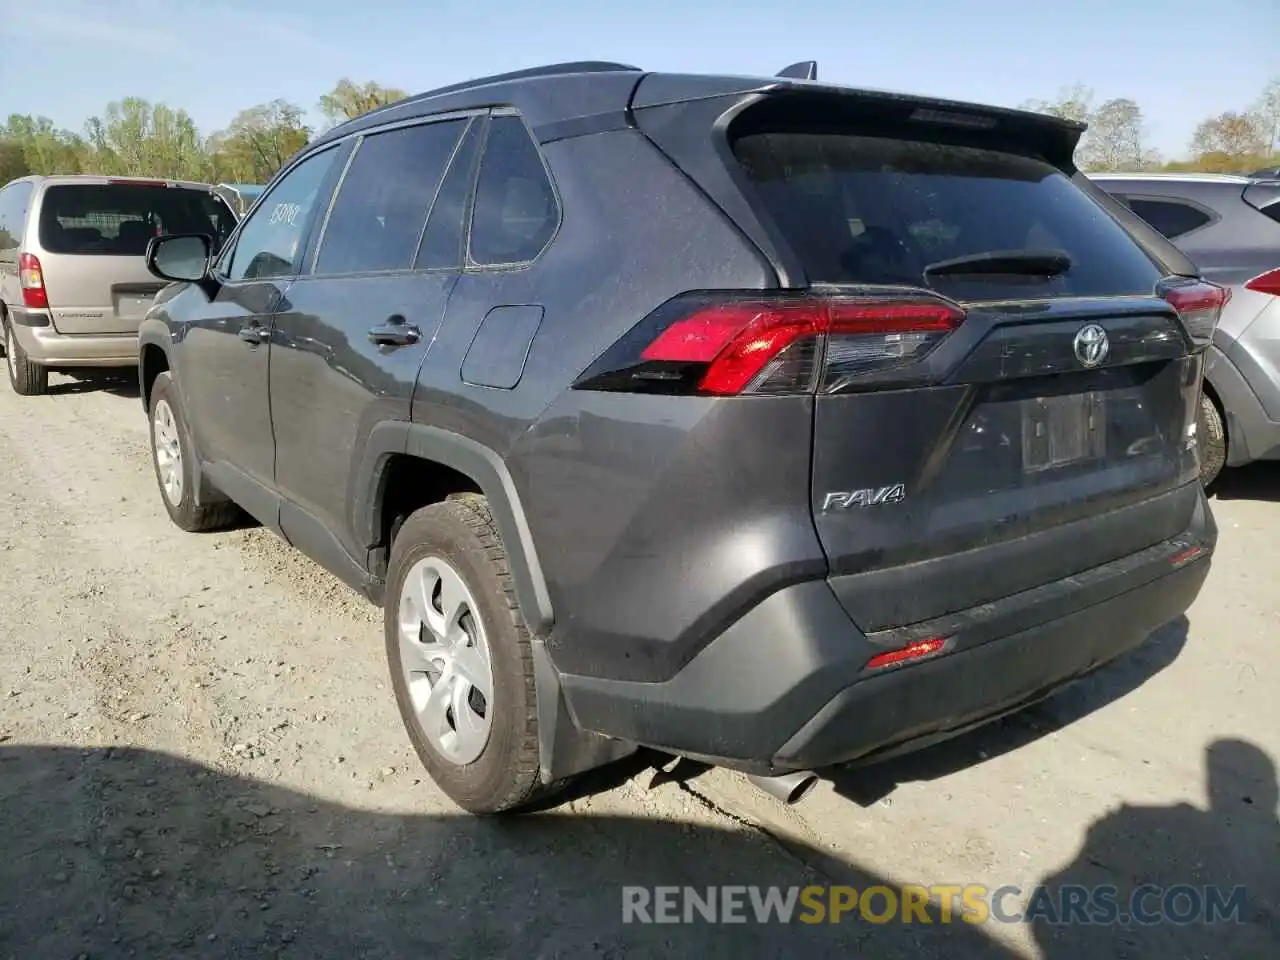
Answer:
923, 249, 1073, 279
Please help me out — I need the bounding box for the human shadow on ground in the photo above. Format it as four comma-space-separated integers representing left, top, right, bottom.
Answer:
1034, 737, 1279, 958
829, 616, 1190, 807
0, 744, 1021, 960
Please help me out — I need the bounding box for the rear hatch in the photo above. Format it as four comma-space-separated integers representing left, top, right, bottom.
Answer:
637, 85, 1215, 632
35, 181, 236, 335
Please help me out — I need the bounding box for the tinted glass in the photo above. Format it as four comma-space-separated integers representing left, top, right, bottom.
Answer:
314, 120, 465, 275
37, 184, 237, 256
1124, 198, 1213, 240
469, 116, 558, 266
415, 119, 482, 270
226, 149, 340, 281
732, 128, 1164, 300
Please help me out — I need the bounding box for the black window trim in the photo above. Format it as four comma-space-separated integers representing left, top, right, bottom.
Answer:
462, 106, 563, 273
1113, 192, 1220, 243
306, 108, 485, 279
211, 141, 349, 286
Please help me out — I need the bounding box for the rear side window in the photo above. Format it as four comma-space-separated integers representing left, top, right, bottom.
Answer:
468, 116, 558, 266
416, 119, 483, 270
1122, 197, 1214, 240
314, 119, 466, 275
37, 184, 237, 256
731, 128, 1164, 300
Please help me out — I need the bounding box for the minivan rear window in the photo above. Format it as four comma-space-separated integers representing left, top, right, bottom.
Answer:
731, 128, 1164, 300
38, 184, 237, 256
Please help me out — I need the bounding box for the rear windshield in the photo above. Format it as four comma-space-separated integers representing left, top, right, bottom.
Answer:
38, 184, 237, 256
731, 128, 1164, 300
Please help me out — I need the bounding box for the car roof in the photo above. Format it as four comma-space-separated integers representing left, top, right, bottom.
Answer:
22, 174, 221, 191
1088, 172, 1255, 185
308, 60, 1083, 152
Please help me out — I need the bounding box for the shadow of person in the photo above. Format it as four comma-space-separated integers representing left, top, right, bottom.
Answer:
0, 745, 1021, 959
831, 617, 1189, 807
1034, 737, 1279, 959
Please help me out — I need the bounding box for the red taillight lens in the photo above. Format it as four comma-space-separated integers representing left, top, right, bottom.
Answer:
578, 294, 965, 396
865, 636, 948, 672
1244, 267, 1280, 297
1159, 278, 1229, 348
18, 253, 48, 309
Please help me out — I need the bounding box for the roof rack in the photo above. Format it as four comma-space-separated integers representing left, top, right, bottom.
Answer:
776, 61, 818, 80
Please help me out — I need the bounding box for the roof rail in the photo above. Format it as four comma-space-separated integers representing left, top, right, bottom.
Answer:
331, 61, 643, 134
776, 61, 817, 80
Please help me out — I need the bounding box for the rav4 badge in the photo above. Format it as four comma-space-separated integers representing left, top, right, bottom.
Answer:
822, 484, 907, 511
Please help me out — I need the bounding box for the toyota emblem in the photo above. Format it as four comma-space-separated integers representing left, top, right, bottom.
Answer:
1073, 324, 1109, 368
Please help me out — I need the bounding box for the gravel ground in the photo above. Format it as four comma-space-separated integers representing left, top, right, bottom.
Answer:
1, 369, 1276, 959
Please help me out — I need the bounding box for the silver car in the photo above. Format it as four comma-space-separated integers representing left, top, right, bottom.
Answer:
1091, 172, 1280, 486
0, 174, 238, 395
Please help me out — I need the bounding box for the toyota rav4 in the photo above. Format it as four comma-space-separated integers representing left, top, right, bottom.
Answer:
139, 61, 1219, 813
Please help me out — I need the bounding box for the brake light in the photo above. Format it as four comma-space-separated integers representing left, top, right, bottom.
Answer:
576, 294, 965, 396
18, 253, 47, 309
865, 636, 948, 671
1244, 267, 1280, 297
1159, 278, 1229, 348
109, 178, 168, 187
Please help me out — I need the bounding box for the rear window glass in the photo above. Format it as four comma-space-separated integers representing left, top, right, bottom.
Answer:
38, 184, 237, 256
731, 129, 1164, 300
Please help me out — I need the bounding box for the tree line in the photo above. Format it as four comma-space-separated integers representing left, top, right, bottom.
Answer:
2, 75, 1278, 187
1020, 77, 1279, 173
0, 79, 406, 186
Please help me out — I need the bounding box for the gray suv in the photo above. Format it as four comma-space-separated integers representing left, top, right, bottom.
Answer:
139, 61, 1219, 813
0, 175, 237, 395
1091, 173, 1280, 486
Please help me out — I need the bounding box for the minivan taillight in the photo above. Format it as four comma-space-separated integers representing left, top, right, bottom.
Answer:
18, 253, 48, 309
1159, 277, 1229, 348
574, 293, 965, 396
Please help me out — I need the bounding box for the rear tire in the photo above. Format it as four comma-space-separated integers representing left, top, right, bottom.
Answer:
1197, 391, 1226, 490
148, 372, 240, 532
385, 494, 548, 814
5, 322, 49, 396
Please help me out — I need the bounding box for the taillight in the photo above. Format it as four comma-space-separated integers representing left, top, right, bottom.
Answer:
18, 253, 48, 309
1159, 277, 1229, 348
1244, 267, 1280, 297
574, 293, 965, 396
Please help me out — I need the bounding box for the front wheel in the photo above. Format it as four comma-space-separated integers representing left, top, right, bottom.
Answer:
385, 494, 547, 814
148, 372, 239, 531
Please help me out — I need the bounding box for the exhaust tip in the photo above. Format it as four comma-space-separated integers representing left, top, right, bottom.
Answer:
746, 770, 820, 805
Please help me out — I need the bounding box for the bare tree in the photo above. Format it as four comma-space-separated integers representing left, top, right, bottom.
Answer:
1252, 78, 1280, 160
1079, 98, 1151, 171
1191, 111, 1267, 163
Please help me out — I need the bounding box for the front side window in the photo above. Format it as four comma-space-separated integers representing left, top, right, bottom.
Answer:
468, 116, 558, 266
225, 149, 340, 282
314, 119, 465, 276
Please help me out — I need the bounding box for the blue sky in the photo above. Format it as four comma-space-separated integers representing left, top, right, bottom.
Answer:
1, 0, 1276, 158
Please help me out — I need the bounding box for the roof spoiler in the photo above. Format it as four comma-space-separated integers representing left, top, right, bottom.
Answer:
776, 61, 817, 80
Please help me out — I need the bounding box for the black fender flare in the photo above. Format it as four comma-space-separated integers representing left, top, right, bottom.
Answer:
355, 421, 554, 636
137, 319, 175, 412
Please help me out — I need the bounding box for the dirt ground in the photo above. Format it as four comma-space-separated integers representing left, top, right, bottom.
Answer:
1, 369, 1276, 959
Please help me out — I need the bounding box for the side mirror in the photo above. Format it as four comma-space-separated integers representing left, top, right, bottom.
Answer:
146, 234, 211, 283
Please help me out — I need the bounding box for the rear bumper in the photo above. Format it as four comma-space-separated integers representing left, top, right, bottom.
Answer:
9, 317, 138, 367
559, 490, 1215, 773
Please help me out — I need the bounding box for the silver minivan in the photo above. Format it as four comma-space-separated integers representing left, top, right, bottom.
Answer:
0, 175, 238, 395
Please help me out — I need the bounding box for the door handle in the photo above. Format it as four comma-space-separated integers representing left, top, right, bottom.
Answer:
368, 320, 421, 347
238, 325, 268, 345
